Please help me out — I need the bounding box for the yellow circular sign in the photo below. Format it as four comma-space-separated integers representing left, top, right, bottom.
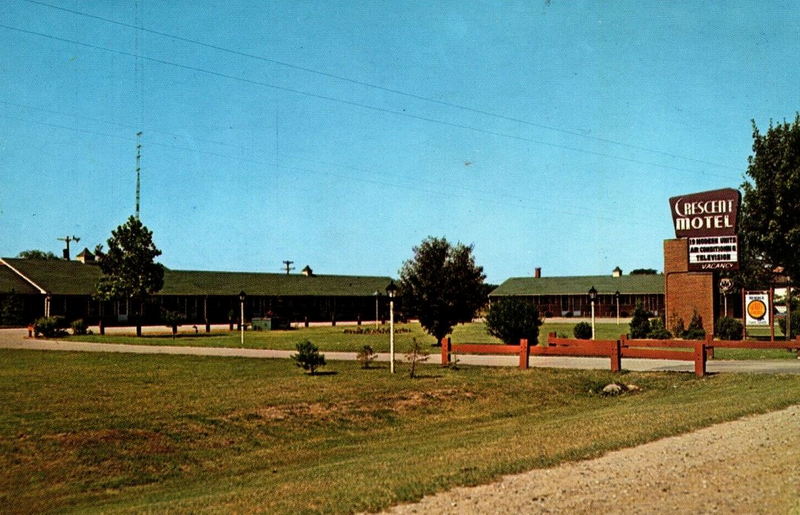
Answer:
747, 299, 767, 320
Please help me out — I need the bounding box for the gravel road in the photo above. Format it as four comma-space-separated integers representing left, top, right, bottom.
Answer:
385, 404, 800, 514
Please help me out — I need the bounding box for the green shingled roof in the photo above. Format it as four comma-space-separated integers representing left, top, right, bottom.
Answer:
0, 261, 41, 294
1, 258, 392, 297
2, 258, 101, 295
160, 270, 393, 297
490, 274, 664, 296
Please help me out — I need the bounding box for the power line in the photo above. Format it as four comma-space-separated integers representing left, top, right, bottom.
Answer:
0, 112, 666, 229
19, 0, 739, 172
0, 23, 735, 180
0, 99, 247, 151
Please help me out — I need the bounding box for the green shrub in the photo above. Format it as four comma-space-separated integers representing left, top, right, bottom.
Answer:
70, 319, 88, 335
683, 310, 706, 340
33, 316, 68, 338
647, 318, 672, 339
291, 340, 326, 375
573, 321, 592, 340
161, 309, 186, 338
356, 345, 377, 369
485, 298, 542, 345
715, 316, 743, 340
777, 310, 800, 339
629, 303, 651, 339
671, 316, 686, 339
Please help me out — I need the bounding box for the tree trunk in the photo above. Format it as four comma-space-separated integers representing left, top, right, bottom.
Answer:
787, 285, 793, 341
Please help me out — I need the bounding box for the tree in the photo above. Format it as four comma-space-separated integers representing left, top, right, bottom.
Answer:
17, 250, 59, 260
95, 216, 164, 336
629, 303, 651, 339
291, 340, 326, 375
398, 237, 486, 344
404, 338, 429, 378
485, 297, 542, 345
629, 268, 657, 275
740, 115, 800, 283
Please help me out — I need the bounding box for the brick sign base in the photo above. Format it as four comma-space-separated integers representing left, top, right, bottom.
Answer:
664, 239, 716, 336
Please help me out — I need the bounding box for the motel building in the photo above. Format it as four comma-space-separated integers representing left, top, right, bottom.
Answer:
0, 252, 394, 327
490, 267, 664, 319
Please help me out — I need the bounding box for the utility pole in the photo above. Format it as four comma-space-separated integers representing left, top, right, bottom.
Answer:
57, 235, 80, 260
282, 260, 295, 275
135, 131, 142, 219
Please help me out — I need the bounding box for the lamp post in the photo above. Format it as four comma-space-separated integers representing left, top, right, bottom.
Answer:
239, 290, 246, 347
615, 290, 620, 326
588, 286, 597, 340
386, 280, 398, 374
373, 291, 380, 328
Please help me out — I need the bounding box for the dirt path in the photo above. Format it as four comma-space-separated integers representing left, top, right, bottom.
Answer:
385, 404, 800, 514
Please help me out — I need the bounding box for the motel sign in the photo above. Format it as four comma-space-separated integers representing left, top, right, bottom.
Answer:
669, 188, 741, 271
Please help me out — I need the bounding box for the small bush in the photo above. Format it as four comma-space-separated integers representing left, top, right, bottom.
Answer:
573, 322, 592, 340
33, 316, 68, 338
683, 310, 706, 340
716, 316, 743, 340
356, 345, 377, 369
671, 316, 686, 339
629, 303, 651, 339
405, 337, 429, 379
161, 309, 186, 338
485, 298, 542, 345
647, 318, 672, 339
292, 340, 326, 375
70, 319, 88, 335
777, 310, 800, 339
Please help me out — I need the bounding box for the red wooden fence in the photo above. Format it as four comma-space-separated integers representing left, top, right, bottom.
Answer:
441, 333, 800, 377
441, 337, 530, 369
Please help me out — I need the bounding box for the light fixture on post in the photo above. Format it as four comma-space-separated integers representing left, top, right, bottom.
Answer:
588, 286, 598, 340
239, 290, 246, 347
386, 280, 398, 374
615, 290, 620, 326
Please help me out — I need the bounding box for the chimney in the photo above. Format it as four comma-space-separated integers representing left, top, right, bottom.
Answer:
534, 267, 541, 278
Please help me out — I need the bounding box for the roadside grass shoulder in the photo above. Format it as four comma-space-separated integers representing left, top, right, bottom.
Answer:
2, 349, 800, 513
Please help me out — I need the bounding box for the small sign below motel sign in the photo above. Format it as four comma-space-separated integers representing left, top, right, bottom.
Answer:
669, 188, 741, 271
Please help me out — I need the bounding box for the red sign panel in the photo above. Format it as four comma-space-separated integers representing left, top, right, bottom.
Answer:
669, 188, 740, 238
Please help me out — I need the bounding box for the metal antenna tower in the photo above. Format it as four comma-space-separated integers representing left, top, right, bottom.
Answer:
282, 260, 295, 275
135, 131, 142, 219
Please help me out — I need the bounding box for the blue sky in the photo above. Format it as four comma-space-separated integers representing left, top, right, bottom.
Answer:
1, 1, 798, 284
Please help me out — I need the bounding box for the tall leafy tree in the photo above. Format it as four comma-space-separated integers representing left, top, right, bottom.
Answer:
740, 115, 800, 282
398, 237, 486, 344
17, 250, 59, 260
96, 216, 164, 336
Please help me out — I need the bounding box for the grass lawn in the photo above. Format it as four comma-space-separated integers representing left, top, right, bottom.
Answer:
68, 321, 799, 360
2, 349, 800, 513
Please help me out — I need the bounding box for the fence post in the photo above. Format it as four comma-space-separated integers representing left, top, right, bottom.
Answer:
441, 337, 451, 366
694, 340, 707, 377
610, 339, 621, 372
519, 338, 529, 369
